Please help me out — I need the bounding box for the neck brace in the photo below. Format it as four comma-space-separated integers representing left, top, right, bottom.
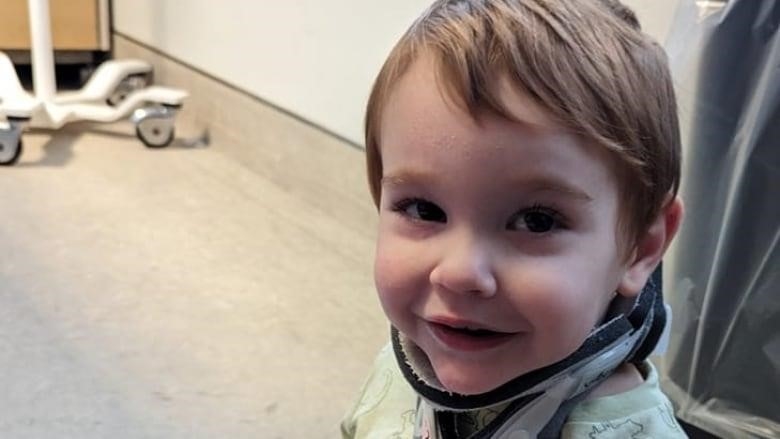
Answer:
391, 275, 666, 438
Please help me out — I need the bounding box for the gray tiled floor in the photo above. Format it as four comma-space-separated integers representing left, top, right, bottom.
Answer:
0, 120, 387, 437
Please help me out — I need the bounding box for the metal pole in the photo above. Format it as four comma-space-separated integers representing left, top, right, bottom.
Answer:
28, 0, 56, 100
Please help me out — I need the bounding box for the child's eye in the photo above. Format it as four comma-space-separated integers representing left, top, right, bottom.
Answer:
392, 198, 447, 223
507, 205, 565, 233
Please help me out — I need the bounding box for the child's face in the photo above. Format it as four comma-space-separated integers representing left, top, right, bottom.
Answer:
373, 56, 636, 395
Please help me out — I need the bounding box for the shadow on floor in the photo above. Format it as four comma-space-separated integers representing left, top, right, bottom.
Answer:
15, 129, 80, 168
13, 123, 209, 168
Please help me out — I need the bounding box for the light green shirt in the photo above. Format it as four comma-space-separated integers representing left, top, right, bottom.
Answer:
341, 343, 687, 438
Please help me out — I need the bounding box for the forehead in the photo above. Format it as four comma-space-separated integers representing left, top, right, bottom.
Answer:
380, 54, 559, 141
378, 56, 619, 194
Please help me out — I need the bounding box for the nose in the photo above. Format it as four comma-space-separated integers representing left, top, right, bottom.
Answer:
428, 232, 497, 298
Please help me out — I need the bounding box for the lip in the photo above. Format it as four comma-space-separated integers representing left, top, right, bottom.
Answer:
427, 316, 505, 332
426, 317, 517, 352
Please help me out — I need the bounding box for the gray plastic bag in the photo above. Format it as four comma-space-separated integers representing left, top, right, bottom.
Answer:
662, 1, 780, 438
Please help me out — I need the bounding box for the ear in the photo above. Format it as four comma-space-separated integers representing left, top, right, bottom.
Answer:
617, 196, 684, 297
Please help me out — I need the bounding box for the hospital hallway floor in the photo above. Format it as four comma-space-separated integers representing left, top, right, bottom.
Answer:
0, 119, 387, 438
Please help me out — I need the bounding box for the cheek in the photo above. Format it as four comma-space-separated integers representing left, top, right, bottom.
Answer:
374, 248, 400, 301
373, 234, 421, 314
523, 277, 596, 327
509, 261, 616, 342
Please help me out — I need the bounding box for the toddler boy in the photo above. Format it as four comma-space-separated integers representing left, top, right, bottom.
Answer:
343, 0, 686, 437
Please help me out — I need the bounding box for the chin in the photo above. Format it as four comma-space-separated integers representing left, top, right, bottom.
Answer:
433, 363, 508, 395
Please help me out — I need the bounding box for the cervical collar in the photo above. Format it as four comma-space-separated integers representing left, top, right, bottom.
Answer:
391, 271, 666, 438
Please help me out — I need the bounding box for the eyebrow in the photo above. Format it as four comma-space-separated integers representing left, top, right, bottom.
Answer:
381, 169, 593, 202
381, 170, 430, 187
520, 178, 593, 202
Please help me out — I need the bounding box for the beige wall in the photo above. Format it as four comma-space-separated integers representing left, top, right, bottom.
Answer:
113, 0, 679, 146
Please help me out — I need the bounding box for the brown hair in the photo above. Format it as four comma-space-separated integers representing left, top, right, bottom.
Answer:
365, 0, 680, 249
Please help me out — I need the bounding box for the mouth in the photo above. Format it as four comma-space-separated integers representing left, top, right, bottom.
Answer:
438, 324, 507, 337
426, 319, 517, 352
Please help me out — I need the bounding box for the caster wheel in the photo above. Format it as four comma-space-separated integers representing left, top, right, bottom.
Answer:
136, 117, 175, 148
0, 138, 22, 166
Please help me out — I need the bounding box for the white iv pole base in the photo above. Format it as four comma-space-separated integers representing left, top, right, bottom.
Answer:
0, 0, 189, 165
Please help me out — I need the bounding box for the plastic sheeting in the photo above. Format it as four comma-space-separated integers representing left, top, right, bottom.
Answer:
661, 0, 780, 438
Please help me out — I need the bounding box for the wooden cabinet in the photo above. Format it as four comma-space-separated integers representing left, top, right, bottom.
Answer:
0, 0, 109, 51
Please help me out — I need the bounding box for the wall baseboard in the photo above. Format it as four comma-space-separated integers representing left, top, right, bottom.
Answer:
112, 33, 376, 242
